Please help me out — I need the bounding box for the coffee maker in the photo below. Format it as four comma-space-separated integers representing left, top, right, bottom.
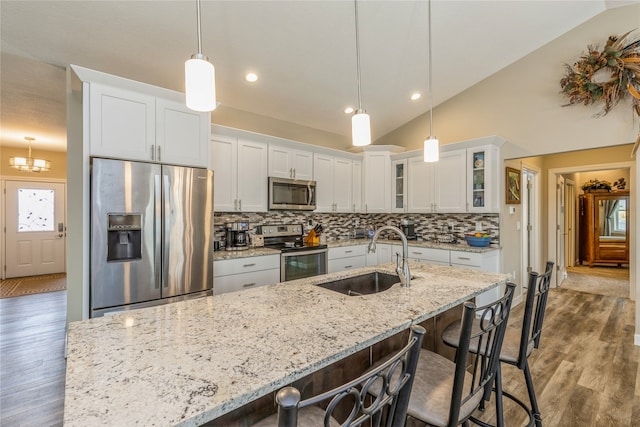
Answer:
400, 219, 417, 240
225, 222, 250, 250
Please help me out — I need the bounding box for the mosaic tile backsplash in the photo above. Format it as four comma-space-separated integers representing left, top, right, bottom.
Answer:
214, 211, 500, 246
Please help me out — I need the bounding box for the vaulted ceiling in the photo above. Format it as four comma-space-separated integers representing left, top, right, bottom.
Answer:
1, 0, 635, 152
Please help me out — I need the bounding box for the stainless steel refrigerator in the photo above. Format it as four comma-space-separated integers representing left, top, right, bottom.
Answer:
90, 157, 214, 317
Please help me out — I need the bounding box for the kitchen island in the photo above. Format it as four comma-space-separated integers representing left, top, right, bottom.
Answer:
64, 263, 508, 426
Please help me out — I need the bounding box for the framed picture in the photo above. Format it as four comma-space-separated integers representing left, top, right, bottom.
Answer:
506, 167, 521, 204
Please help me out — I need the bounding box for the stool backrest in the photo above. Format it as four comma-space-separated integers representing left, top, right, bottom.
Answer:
275, 325, 426, 427
451, 282, 516, 426
517, 261, 554, 369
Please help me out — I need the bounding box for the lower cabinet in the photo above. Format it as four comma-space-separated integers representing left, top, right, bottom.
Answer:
450, 249, 501, 305
328, 245, 366, 273
406, 246, 450, 265
213, 254, 280, 295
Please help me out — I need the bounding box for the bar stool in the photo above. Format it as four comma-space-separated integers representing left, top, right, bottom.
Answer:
400, 283, 516, 427
442, 262, 554, 427
252, 325, 425, 427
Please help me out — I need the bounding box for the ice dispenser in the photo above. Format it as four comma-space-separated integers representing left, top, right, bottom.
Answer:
107, 213, 142, 262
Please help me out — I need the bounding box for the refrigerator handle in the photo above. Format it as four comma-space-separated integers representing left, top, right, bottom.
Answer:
154, 174, 162, 289
162, 174, 170, 289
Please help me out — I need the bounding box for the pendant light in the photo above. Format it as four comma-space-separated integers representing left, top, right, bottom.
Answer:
185, 0, 216, 112
424, 0, 439, 162
9, 137, 51, 173
351, 0, 371, 147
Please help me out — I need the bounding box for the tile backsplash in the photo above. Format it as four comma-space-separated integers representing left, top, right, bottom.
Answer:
214, 211, 500, 246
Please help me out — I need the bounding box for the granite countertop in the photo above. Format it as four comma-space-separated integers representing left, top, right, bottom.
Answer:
327, 238, 500, 253
213, 247, 280, 261
64, 263, 508, 426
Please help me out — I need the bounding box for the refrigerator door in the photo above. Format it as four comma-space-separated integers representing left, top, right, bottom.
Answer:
91, 158, 161, 313
162, 165, 214, 297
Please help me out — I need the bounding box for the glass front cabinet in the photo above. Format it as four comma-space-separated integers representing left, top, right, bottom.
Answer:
391, 159, 407, 213
466, 144, 499, 212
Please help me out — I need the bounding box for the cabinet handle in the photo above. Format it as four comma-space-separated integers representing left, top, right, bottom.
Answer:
457, 256, 471, 261
345, 250, 353, 254
365, 204, 368, 213
157, 146, 161, 162
352, 203, 355, 212
151, 144, 155, 160
242, 283, 256, 288
344, 265, 352, 269
239, 199, 242, 211
412, 251, 422, 255
243, 263, 256, 268
290, 168, 293, 178
234, 199, 238, 211
293, 168, 296, 179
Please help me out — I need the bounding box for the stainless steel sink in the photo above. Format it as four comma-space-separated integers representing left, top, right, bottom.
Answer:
317, 272, 400, 296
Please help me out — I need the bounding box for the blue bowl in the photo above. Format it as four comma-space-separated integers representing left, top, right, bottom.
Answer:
465, 235, 491, 247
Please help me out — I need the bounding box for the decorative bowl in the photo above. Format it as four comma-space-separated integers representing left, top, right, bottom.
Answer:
465, 235, 491, 247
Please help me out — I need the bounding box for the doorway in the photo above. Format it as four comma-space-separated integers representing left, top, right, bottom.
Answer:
521, 165, 540, 289
3, 180, 67, 278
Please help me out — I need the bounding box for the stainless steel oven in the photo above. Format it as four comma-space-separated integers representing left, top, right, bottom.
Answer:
268, 177, 316, 211
281, 247, 328, 282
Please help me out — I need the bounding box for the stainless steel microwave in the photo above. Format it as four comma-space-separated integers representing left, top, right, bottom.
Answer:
268, 177, 316, 211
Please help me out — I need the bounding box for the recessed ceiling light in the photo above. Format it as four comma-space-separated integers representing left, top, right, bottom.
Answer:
344, 107, 354, 114
245, 73, 258, 82
411, 92, 421, 101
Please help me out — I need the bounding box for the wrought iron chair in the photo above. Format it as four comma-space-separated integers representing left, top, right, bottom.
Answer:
403, 283, 516, 427
252, 324, 425, 427
442, 262, 554, 427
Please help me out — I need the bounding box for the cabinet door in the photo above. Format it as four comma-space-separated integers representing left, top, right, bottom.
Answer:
237, 139, 268, 212
328, 256, 366, 273
212, 135, 237, 212
407, 156, 435, 213
433, 150, 466, 213
391, 159, 407, 213
291, 150, 314, 180
467, 145, 499, 212
268, 145, 293, 178
333, 158, 352, 212
352, 160, 362, 212
313, 154, 335, 212
90, 83, 156, 161
156, 99, 210, 167
364, 152, 391, 213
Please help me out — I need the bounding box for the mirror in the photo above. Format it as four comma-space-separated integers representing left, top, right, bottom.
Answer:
598, 195, 628, 240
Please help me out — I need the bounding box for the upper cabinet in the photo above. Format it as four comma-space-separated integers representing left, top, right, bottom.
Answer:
268, 145, 313, 180
314, 154, 353, 212
352, 160, 362, 213
211, 135, 268, 212
433, 150, 467, 213
466, 144, 499, 212
89, 83, 210, 167
391, 159, 407, 213
363, 151, 392, 213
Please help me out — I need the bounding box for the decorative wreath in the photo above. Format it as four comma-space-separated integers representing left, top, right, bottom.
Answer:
560, 30, 640, 155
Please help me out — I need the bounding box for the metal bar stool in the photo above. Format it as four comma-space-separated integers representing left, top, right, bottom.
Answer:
402, 283, 516, 427
442, 262, 554, 427
252, 325, 425, 427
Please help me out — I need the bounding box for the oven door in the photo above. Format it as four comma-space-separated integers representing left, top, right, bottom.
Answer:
281, 248, 328, 282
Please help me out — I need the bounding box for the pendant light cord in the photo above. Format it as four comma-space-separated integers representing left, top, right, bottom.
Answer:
428, 0, 434, 138
354, 0, 363, 112
196, 0, 203, 55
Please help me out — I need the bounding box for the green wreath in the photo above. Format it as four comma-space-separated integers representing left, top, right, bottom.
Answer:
560, 30, 640, 154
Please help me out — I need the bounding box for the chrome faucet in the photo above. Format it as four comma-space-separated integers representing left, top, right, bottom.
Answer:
367, 225, 411, 288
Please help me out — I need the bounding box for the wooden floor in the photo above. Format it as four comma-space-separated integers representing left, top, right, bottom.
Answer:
0, 270, 638, 426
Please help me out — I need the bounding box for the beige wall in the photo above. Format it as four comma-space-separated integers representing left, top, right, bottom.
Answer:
575, 169, 630, 194
0, 147, 67, 179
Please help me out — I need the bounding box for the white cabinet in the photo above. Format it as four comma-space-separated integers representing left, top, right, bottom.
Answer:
433, 150, 467, 213
450, 249, 501, 305
407, 156, 434, 212
90, 83, 209, 167
363, 152, 391, 213
314, 154, 353, 212
268, 145, 313, 180
352, 160, 362, 212
406, 246, 450, 265
467, 144, 500, 213
213, 254, 280, 295
328, 245, 367, 273
391, 159, 407, 213
212, 135, 268, 212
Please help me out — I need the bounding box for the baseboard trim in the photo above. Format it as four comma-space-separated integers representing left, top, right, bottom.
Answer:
635, 334, 640, 347
512, 294, 523, 307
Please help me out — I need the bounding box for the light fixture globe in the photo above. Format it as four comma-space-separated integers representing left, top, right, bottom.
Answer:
9, 136, 51, 173
352, 110, 371, 147
185, 54, 216, 112
424, 136, 439, 162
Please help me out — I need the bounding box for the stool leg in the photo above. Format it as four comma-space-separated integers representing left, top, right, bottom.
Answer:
523, 361, 542, 427
494, 364, 505, 427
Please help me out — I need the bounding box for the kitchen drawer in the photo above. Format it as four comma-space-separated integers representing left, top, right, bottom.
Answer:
450, 251, 483, 268
328, 245, 367, 260
407, 246, 450, 265
328, 256, 366, 273
214, 254, 280, 277
213, 268, 280, 295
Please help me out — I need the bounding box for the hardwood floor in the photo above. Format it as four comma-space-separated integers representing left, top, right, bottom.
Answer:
0, 270, 638, 426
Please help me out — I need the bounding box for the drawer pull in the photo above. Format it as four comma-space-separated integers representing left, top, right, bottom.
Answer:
243, 263, 256, 268
344, 265, 353, 268
412, 251, 423, 255
344, 250, 353, 254
242, 283, 256, 288
457, 257, 471, 261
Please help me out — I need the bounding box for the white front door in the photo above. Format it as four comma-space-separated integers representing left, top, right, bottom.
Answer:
4, 181, 66, 278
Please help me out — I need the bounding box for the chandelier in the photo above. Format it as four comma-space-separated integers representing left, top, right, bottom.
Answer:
9, 137, 51, 173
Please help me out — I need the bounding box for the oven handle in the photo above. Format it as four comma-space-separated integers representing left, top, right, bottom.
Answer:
281, 248, 327, 258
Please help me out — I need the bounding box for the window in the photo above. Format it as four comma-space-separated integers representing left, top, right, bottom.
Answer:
614, 199, 626, 233
18, 188, 55, 232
